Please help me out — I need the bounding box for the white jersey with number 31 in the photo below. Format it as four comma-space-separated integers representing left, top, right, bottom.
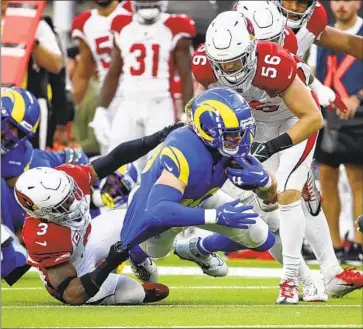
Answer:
111, 13, 196, 99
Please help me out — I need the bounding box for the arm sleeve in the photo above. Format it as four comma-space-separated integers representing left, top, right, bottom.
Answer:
91, 132, 163, 179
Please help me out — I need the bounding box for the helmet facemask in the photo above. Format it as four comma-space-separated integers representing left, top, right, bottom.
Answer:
207, 39, 257, 92
277, 0, 317, 31
132, 1, 168, 24
1, 111, 32, 154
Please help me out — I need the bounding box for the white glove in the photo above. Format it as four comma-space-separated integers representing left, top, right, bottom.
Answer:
89, 106, 111, 148
309, 78, 336, 107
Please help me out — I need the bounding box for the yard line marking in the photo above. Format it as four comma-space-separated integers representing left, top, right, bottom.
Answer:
4, 325, 363, 329
2, 304, 361, 309
2, 286, 277, 291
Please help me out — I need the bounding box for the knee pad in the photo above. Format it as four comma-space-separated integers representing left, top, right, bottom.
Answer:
143, 228, 181, 259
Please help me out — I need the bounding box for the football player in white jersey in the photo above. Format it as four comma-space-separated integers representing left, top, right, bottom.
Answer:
71, 1, 132, 105
277, 0, 363, 60
92, 1, 196, 171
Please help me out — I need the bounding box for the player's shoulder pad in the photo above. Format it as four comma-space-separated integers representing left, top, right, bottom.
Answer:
119, 0, 133, 13
283, 26, 298, 55
1, 141, 33, 179
160, 127, 203, 186
306, 2, 328, 38
253, 41, 297, 98
71, 10, 92, 39
111, 13, 133, 34
192, 43, 217, 89
164, 14, 197, 39
22, 218, 73, 268
56, 164, 92, 195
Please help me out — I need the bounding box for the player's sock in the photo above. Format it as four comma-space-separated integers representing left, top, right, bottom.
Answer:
302, 202, 342, 282
268, 230, 313, 285
129, 245, 149, 265
279, 200, 306, 280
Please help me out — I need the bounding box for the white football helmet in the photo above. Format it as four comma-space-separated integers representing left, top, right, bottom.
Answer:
276, 0, 317, 31
205, 11, 257, 91
14, 167, 89, 228
132, 1, 168, 24
236, 1, 285, 45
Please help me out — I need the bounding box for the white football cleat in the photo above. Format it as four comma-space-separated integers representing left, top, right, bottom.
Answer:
302, 279, 328, 302
276, 279, 300, 304
326, 268, 363, 297
174, 237, 228, 277
130, 257, 158, 283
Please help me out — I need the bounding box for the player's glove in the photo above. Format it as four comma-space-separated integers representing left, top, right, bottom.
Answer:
89, 107, 111, 148
216, 200, 258, 229
101, 241, 130, 272
250, 142, 273, 163
309, 79, 347, 113
157, 121, 185, 143
356, 215, 363, 233
64, 148, 83, 164
227, 155, 271, 190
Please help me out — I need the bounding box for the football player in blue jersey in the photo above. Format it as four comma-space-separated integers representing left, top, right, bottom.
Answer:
119, 87, 277, 277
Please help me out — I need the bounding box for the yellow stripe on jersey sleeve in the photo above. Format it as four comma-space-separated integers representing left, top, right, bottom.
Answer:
170, 146, 190, 186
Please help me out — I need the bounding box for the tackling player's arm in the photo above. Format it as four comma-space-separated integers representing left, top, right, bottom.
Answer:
315, 26, 363, 61
46, 242, 129, 305
71, 39, 96, 105
88, 123, 184, 184
99, 38, 123, 109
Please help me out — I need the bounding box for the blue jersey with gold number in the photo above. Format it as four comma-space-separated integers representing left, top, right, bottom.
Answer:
121, 126, 229, 243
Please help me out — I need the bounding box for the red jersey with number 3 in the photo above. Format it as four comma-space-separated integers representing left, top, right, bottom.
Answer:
192, 41, 299, 122
111, 13, 196, 98
295, 1, 328, 58
22, 164, 93, 274
71, 3, 131, 84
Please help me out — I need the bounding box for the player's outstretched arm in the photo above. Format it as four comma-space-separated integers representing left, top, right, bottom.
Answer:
71, 39, 95, 105
315, 26, 363, 61
47, 242, 129, 305
146, 170, 258, 229
88, 122, 184, 183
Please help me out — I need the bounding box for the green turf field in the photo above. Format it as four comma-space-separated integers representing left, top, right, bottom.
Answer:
2, 258, 362, 328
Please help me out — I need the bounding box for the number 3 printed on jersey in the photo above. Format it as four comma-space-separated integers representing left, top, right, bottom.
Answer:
261, 55, 281, 79
130, 43, 160, 77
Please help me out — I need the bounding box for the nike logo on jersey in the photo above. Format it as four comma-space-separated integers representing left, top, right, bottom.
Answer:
35, 241, 47, 247
164, 162, 173, 172
55, 252, 71, 263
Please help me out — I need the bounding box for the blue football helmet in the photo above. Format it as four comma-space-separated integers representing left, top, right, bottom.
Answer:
189, 87, 256, 157
100, 163, 139, 209
1, 88, 40, 154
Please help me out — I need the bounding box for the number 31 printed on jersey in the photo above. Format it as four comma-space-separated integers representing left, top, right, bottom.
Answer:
130, 43, 160, 77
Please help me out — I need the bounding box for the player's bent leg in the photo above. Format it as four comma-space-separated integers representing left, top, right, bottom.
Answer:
90, 274, 145, 305
129, 245, 158, 283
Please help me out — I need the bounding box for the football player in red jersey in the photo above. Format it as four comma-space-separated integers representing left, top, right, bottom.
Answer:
191, 10, 357, 304
278, 1, 363, 60
71, 1, 132, 106
233, 0, 363, 301
15, 122, 181, 305
92, 1, 196, 170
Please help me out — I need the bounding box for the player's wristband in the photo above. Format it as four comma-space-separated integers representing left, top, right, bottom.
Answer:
259, 173, 272, 191
204, 209, 217, 224
266, 133, 293, 155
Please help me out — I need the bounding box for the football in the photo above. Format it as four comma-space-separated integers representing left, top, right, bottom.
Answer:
142, 283, 170, 303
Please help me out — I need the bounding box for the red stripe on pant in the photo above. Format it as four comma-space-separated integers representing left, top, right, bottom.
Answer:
283, 132, 319, 191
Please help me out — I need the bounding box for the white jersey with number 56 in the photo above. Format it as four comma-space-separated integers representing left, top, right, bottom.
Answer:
71, 2, 131, 85
111, 13, 196, 99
